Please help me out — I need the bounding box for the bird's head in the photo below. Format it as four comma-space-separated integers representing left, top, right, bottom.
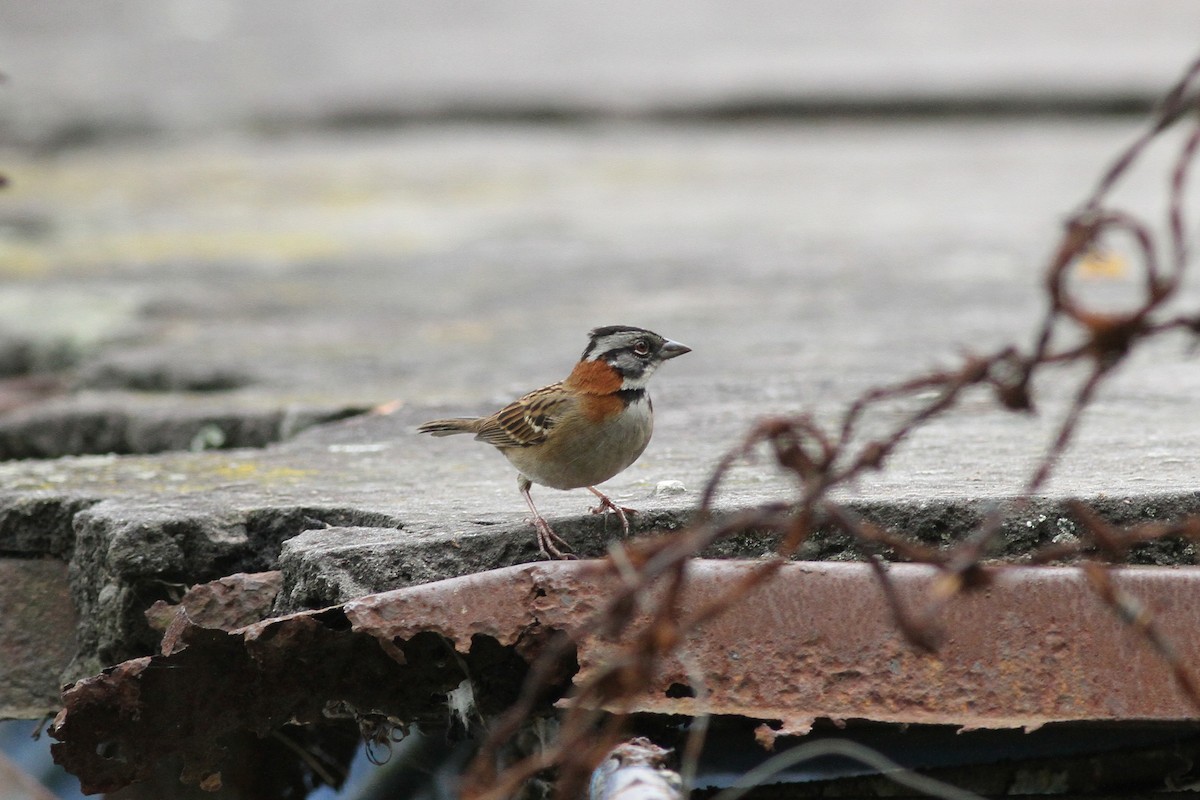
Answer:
580, 325, 691, 390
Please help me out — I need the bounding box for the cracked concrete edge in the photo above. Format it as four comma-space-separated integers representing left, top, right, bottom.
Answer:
273, 506, 695, 612
0, 491, 406, 686
3, 484, 1200, 715
0, 395, 372, 460
275, 491, 1200, 611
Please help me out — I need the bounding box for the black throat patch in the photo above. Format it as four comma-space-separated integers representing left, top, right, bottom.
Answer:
614, 388, 648, 408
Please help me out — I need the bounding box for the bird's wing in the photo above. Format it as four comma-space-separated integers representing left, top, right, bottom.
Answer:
473, 383, 570, 448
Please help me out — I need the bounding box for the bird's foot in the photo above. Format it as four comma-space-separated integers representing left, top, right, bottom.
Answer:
587, 488, 636, 537
530, 514, 577, 560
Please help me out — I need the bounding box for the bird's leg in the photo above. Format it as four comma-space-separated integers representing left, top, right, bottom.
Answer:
519, 476, 575, 560
587, 486, 636, 537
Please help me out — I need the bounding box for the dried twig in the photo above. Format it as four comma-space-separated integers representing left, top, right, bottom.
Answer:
461, 52, 1200, 800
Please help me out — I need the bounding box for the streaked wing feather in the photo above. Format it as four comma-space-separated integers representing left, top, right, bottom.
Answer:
474, 383, 569, 447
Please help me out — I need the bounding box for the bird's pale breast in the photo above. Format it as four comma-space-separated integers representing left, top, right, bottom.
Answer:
503, 395, 653, 490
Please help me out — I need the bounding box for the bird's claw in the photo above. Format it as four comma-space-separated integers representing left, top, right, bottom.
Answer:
530, 516, 577, 560
588, 493, 635, 537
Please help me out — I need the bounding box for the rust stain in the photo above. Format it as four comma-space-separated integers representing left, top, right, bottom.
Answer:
147, 571, 283, 654
49, 560, 1200, 793
584, 561, 1200, 726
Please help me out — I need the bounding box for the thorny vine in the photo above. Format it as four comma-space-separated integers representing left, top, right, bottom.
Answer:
462, 55, 1200, 800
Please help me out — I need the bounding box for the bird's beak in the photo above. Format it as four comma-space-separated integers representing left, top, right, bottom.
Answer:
660, 339, 692, 359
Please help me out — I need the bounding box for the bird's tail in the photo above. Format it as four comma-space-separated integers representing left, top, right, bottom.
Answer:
417, 417, 483, 437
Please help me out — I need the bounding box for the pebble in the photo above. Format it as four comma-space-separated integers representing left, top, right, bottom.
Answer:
654, 480, 687, 497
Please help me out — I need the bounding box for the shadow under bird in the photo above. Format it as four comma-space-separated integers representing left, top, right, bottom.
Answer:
418, 326, 691, 558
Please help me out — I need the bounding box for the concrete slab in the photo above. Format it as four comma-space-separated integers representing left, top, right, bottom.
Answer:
3, 9, 1199, 792
1, 2, 1197, 144
0, 559, 77, 718
2, 115, 1200, 681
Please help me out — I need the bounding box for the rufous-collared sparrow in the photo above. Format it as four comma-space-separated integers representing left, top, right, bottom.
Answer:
418, 325, 691, 559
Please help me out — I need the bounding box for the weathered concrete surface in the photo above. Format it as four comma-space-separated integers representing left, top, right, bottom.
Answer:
3, 115, 1200, 684
2, 1, 1200, 729
1, 1, 1197, 145
0, 391, 365, 459
0, 559, 78, 718
0, 13, 1197, 800
4, 119, 1198, 434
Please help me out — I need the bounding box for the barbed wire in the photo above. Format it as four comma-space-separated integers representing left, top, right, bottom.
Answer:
462, 53, 1200, 800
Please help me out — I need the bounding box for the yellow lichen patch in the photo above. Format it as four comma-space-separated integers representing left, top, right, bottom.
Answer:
1075, 249, 1128, 279
210, 462, 316, 481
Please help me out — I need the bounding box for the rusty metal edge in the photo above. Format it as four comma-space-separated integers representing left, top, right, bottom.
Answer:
49, 559, 1200, 792
575, 559, 1200, 728
345, 558, 1200, 728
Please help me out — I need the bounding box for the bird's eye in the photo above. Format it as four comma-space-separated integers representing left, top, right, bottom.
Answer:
633, 340, 650, 356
